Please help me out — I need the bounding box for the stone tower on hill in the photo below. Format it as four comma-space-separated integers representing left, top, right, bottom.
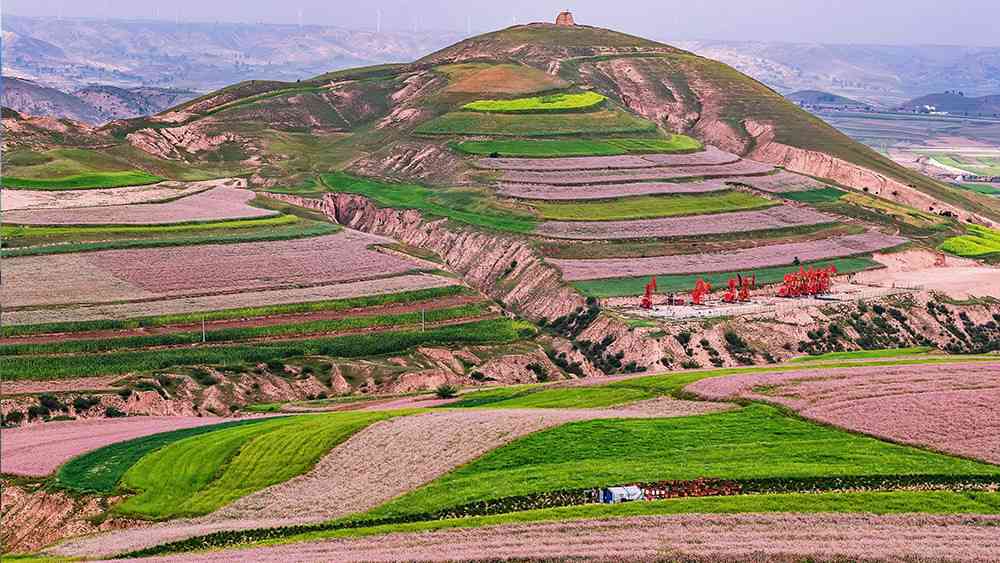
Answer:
555, 11, 576, 26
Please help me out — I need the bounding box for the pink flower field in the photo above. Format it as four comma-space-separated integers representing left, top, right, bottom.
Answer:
537, 205, 835, 239
0, 417, 228, 477
686, 361, 1000, 464
552, 231, 906, 280
5, 187, 277, 225
474, 146, 739, 171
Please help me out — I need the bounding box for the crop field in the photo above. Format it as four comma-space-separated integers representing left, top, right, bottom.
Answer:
953, 182, 1000, 197
438, 63, 569, 95
780, 187, 846, 203
4, 284, 468, 337
56, 419, 278, 493
3, 274, 459, 327
3, 318, 533, 380
4, 187, 278, 225
499, 178, 734, 200
532, 191, 775, 221
500, 159, 774, 185
317, 172, 536, 233
0, 416, 231, 477
536, 204, 831, 238
475, 146, 734, 172
552, 231, 905, 281
573, 257, 879, 297
2, 183, 208, 211
3, 148, 166, 189
414, 108, 657, 137
840, 193, 948, 230
4, 170, 165, 190
929, 154, 1000, 176
455, 135, 704, 158
728, 170, 829, 193
462, 92, 607, 113
939, 224, 1000, 258
366, 405, 1000, 520
687, 362, 1000, 464
3, 231, 436, 308
115, 412, 396, 520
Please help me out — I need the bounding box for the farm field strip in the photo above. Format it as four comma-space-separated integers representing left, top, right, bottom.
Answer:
686, 362, 1000, 464
3, 170, 164, 190
453, 135, 702, 157
498, 178, 735, 200
536, 204, 834, 238
2, 274, 458, 327
145, 512, 1000, 563
50, 402, 727, 558
0, 416, 239, 477
729, 170, 830, 193
531, 191, 777, 221
1, 181, 211, 211
367, 405, 1000, 522
3, 318, 533, 381
474, 146, 738, 171
939, 224, 1000, 258
551, 231, 907, 280
462, 92, 606, 113
3, 186, 277, 225
500, 160, 774, 186
3, 231, 437, 308
414, 108, 657, 137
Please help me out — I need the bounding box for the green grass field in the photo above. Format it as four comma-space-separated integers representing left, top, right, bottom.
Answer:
4, 171, 164, 190
447, 386, 653, 409
312, 172, 536, 233
939, 224, 1000, 258
4, 319, 534, 381
452, 135, 702, 157
2, 285, 470, 337
0, 304, 490, 356
1, 215, 340, 257
533, 191, 775, 221
781, 187, 846, 203
954, 183, 1000, 197
57, 419, 277, 494
115, 411, 400, 519
791, 346, 934, 362
366, 405, 1000, 519
415, 109, 657, 137
462, 92, 606, 113
572, 257, 879, 297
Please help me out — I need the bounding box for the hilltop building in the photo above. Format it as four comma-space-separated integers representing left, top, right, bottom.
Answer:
555, 11, 576, 26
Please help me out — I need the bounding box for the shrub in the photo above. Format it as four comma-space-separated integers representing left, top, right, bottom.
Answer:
118, 388, 133, 400
2, 410, 25, 426
675, 331, 692, 346
39, 394, 65, 412
28, 405, 50, 420
191, 368, 220, 386
435, 384, 459, 399
72, 396, 101, 412
526, 362, 549, 382
681, 359, 701, 369
105, 406, 127, 418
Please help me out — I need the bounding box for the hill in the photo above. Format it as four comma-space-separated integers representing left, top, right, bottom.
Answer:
899, 92, 1000, 116
786, 90, 869, 109
2, 76, 105, 124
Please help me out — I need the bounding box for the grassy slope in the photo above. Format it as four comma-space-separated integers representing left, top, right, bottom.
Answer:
367, 404, 1000, 519
3, 171, 164, 190
790, 347, 934, 362
780, 187, 845, 203
572, 257, 879, 297
5, 319, 533, 381
533, 191, 775, 221
415, 108, 657, 137
57, 419, 277, 494
116, 411, 400, 519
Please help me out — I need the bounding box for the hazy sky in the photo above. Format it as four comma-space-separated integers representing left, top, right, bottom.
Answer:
4, 0, 1000, 47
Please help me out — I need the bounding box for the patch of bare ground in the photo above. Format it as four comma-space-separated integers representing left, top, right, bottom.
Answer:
3, 230, 438, 309
2, 273, 457, 326
1, 181, 215, 211
0, 417, 233, 477
5, 185, 275, 225
687, 362, 1000, 464
474, 146, 739, 172
1, 375, 125, 395
50, 402, 728, 559
728, 170, 831, 193
537, 205, 835, 240
551, 231, 907, 280
856, 249, 1000, 299
122, 513, 1000, 563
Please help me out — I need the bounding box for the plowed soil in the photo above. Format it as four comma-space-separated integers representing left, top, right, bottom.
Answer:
475, 146, 739, 171
501, 160, 774, 186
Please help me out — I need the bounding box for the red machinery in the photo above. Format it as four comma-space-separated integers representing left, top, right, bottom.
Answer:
640, 276, 657, 309
722, 273, 757, 303
691, 278, 712, 305
777, 265, 837, 298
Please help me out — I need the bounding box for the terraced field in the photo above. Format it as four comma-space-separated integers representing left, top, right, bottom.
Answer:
498, 159, 774, 185
939, 224, 1000, 258
2, 181, 210, 210
463, 92, 606, 113
414, 108, 657, 137
498, 178, 735, 200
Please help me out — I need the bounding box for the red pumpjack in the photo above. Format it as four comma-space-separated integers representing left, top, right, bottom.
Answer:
777, 265, 837, 298
691, 278, 712, 305
640, 276, 657, 309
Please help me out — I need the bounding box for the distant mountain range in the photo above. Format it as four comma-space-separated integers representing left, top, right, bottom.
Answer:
2, 76, 198, 124
898, 92, 1000, 116
2, 15, 465, 92
673, 40, 1000, 106
786, 90, 870, 109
